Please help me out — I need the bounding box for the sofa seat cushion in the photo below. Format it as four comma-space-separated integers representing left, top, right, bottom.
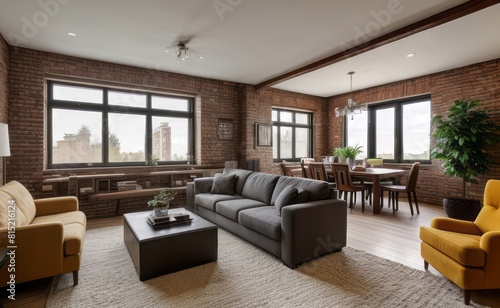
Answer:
241, 173, 280, 204
271, 177, 329, 205
32, 211, 86, 255
420, 226, 485, 267
238, 206, 282, 241
195, 193, 245, 211
216, 199, 268, 221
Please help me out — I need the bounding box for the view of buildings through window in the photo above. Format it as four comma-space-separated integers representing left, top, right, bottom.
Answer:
346, 97, 431, 162
272, 108, 312, 161
48, 82, 193, 167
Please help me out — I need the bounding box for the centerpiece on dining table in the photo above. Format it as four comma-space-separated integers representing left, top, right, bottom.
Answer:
333, 144, 363, 170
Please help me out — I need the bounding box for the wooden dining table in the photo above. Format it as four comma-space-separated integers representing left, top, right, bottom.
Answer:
349, 168, 407, 214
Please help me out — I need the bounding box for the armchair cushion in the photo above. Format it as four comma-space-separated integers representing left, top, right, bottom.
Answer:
420, 227, 484, 266
0, 181, 36, 226
32, 211, 86, 255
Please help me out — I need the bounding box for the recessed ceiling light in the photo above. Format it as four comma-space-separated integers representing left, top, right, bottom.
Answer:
67, 32, 76, 37
406, 53, 416, 58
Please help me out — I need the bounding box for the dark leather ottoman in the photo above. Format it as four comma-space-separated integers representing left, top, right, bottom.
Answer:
123, 208, 218, 281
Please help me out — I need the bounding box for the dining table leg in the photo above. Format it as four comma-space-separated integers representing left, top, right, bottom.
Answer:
372, 175, 381, 214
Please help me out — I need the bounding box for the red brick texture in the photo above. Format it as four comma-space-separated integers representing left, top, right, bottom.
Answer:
239, 85, 328, 174
328, 59, 500, 205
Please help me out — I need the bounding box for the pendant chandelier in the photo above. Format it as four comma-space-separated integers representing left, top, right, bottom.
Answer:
335, 71, 367, 120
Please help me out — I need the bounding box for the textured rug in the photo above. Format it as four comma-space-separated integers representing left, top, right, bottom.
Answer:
47, 225, 485, 308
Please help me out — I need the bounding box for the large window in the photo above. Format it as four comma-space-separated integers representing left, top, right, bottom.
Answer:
272, 109, 313, 161
47, 81, 194, 168
345, 96, 431, 163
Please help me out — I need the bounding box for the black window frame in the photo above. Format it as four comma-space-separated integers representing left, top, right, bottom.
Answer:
345, 95, 431, 164
272, 108, 313, 162
47, 80, 195, 169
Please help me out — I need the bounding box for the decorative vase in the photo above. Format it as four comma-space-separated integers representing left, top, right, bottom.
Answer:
153, 205, 169, 217
346, 158, 356, 170
443, 197, 482, 221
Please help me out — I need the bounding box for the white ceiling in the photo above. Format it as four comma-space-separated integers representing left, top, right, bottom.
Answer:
0, 0, 499, 97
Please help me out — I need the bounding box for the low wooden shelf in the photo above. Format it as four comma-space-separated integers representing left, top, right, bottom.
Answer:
90, 187, 186, 216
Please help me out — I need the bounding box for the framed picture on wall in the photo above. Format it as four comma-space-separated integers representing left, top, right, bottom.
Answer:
255, 123, 272, 147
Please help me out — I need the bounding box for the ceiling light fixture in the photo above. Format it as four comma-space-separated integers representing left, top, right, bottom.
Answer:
164, 41, 203, 64
67, 32, 76, 37
335, 71, 366, 120
406, 53, 416, 58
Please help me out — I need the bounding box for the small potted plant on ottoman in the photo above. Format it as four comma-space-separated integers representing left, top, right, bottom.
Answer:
148, 188, 178, 217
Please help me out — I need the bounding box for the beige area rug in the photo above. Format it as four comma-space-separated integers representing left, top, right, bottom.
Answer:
47, 226, 485, 308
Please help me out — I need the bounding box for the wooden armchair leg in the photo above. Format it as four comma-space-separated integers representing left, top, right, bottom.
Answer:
73, 270, 79, 286
463, 289, 471, 305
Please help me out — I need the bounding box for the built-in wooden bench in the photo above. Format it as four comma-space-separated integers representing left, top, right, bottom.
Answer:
90, 186, 186, 215
42, 167, 223, 216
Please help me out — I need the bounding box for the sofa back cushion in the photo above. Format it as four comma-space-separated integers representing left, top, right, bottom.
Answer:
0, 181, 36, 227
241, 172, 280, 204
223, 169, 254, 195
271, 176, 329, 205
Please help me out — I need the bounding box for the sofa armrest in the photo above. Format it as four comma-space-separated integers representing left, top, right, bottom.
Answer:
0, 222, 64, 286
430, 217, 482, 235
34, 196, 79, 217
193, 177, 214, 195
281, 199, 347, 268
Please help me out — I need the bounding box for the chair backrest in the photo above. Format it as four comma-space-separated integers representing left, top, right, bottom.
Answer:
475, 179, 500, 233
281, 163, 303, 177
300, 158, 315, 178
331, 163, 354, 191
307, 162, 328, 181
407, 162, 420, 191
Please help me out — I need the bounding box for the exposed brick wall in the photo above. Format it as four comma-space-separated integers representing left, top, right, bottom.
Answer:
0, 35, 9, 185
7, 47, 241, 189
328, 59, 500, 205
239, 85, 328, 174
5, 45, 331, 217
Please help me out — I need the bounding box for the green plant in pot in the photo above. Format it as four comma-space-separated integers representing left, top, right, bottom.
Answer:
147, 188, 178, 217
431, 99, 500, 221
333, 144, 363, 170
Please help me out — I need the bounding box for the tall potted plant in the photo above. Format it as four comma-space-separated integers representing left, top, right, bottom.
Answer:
431, 99, 500, 220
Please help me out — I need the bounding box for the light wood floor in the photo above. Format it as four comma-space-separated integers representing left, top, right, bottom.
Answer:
2, 201, 499, 307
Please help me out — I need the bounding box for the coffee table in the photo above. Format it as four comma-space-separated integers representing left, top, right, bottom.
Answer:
123, 208, 218, 281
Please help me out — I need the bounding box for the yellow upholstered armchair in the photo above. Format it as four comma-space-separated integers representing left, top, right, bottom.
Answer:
0, 181, 86, 287
420, 179, 500, 305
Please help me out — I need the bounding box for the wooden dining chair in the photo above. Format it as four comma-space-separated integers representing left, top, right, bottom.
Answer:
306, 162, 328, 181
300, 158, 315, 178
331, 163, 370, 212
381, 162, 420, 215
281, 162, 303, 177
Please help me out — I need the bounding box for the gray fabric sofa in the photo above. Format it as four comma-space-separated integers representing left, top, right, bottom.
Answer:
189, 168, 347, 268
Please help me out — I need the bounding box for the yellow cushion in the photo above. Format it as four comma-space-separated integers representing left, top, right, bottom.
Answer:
0, 190, 32, 227
32, 211, 86, 255
475, 180, 500, 233
420, 226, 485, 267
0, 181, 36, 226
